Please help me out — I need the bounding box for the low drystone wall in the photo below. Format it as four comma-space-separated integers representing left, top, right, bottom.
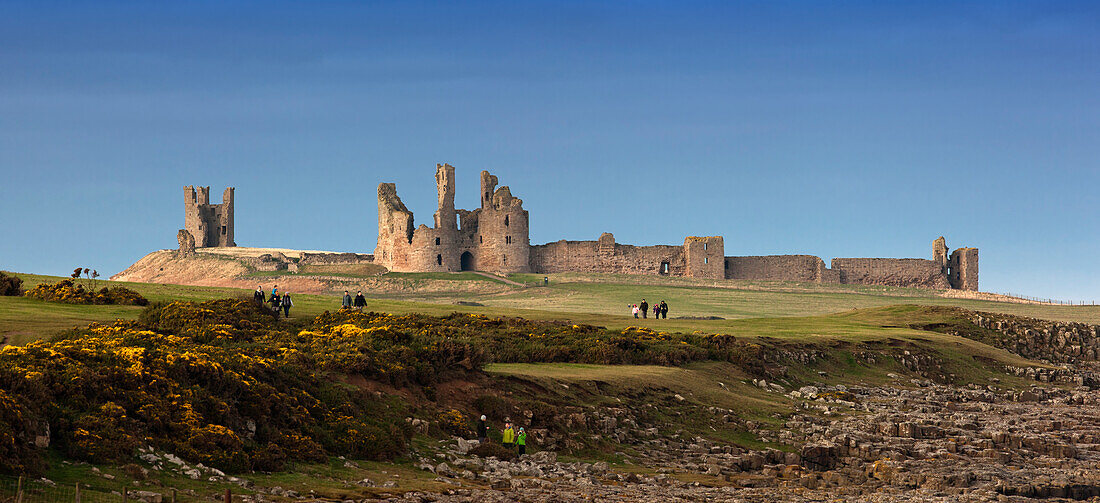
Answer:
966, 311, 1100, 364
299, 252, 374, 265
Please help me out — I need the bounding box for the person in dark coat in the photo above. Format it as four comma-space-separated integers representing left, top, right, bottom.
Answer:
269, 290, 281, 318
353, 290, 367, 310
281, 292, 293, 317
342, 290, 352, 309
477, 415, 489, 443
254, 286, 265, 304
660, 300, 668, 319
640, 299, 649, 319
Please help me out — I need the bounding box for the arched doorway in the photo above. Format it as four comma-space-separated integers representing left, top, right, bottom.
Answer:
460, 251, 475, 271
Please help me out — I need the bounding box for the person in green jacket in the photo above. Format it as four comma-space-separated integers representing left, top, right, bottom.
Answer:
516, 427, 527, 456
502, 422, 515, 450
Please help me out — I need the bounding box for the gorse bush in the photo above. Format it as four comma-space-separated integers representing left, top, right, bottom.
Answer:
24, 279, 148, 306
0, 300, 407, 475
0, 272, 22, 296
0, 298, 770, 475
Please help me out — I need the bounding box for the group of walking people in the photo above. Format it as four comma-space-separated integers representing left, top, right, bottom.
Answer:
254, 285, 294, 318
341, 290, 368, 310
477, 415, 530, 456
630, 298, 668, 319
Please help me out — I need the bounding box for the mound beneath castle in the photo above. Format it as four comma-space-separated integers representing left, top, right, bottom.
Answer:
110, 247, 514, 295
111, 248, 331, 293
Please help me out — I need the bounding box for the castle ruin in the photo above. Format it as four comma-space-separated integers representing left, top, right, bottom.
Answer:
375, 164, 531, 274
181, 186, 235, 249
377, 165, 979, 290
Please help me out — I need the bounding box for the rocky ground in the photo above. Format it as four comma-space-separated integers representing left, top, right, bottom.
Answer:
378, 370, 1100, 502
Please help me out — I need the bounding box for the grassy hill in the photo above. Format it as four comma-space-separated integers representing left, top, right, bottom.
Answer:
3, 270, 1099, 345
0, 269, 1088, 498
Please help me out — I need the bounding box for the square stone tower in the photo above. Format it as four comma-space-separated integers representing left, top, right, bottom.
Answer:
948, 248, 979, 291
183, 186, 235, 248
683, 236, 724, 279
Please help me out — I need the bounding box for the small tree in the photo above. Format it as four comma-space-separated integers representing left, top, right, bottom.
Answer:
91, 270, 100, 291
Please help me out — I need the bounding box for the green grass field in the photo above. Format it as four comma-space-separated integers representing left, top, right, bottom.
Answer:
3, 269, 1099, 345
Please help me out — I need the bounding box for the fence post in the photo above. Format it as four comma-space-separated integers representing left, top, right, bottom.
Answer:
122, 485, 127, 503
224, 488, 231, 503
75, 482, 81, 503
15, 476, 23, 503
172, 489, 177, 503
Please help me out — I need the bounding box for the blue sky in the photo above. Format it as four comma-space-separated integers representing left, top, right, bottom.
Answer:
1, 1, 1098, 300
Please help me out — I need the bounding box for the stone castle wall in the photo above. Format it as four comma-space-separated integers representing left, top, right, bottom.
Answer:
176, 171, 979, 291
724, 255, 834, 283
368, 167, 978, 291
830, 258, 951, 289
530, 235, 686, 276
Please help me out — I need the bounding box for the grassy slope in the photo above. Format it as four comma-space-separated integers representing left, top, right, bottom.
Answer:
4, 270, 1100, 344
0, 270, 1069, 493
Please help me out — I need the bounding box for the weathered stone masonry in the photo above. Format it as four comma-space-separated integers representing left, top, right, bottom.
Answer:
374, 166, 979, 290
375, 164, 531, 274
181, 186, 234, 248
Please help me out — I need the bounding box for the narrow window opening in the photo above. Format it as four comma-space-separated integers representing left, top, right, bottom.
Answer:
506, 236, 511, 244
502, 254, 507, 264
436, 254, 442, 265
705, 257, 709, 265
479, 235, 483, 244
221, 225, 227, 235
435, 237, 440, 246
485, 191, 490, 202
661, 262, 670, 274
704, 242, 708, 251
504, 215, 509, 226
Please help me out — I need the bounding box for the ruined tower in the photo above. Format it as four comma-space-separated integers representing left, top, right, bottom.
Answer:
933, 236, 948, 269
374, 165, 531, 274
434, 164, 457, 230
683, 236, 725, 279
933, 236, 979, 291
183, 186, 235, 248
948, 247, 979, 291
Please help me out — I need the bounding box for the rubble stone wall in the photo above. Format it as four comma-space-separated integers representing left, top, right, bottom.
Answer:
723, 255, 833, 283
530, 238, 686, 276
830, 258, 950, 289
966, 311, 1100, 364
298, 253, 374, 265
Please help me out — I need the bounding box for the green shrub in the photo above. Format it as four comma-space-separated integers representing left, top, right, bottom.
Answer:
0, 272, 22, 296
